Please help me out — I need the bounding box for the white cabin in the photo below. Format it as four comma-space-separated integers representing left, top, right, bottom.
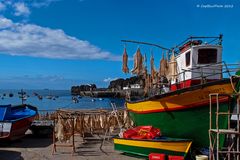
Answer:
170, 40, 223, 90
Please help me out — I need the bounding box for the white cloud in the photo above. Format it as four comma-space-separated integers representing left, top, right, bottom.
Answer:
31, 0, 61, 8
0, 17, 13, 28
0, 1, 62, 17
4, 1, 12, 5
103, 77, 118, 82
0, 17, 120, 60
13, 2, 30, 16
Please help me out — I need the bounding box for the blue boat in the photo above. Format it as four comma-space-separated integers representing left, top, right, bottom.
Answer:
0, 104, 38, 140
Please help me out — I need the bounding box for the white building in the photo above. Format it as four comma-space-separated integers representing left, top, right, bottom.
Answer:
130, 84, 141, 89
123, 86, 130, 90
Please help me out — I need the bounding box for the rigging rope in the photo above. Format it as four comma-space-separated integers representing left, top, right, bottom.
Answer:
230, 75, 240, 94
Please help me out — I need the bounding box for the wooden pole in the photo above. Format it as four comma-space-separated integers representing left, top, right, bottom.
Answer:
209, 94, 212, 160
216, 94, 219, 160
52, 117, 56, 154
72, 118, 75, 154
121, 40, 172, 52
237, 95, 240, 160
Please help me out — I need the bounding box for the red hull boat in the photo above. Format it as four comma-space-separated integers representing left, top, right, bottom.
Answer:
0, 104, 38, 140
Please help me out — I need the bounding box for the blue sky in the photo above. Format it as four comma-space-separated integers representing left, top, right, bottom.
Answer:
0, 0, 239, 89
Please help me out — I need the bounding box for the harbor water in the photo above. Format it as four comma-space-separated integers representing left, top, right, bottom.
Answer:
0, 89, 125, 110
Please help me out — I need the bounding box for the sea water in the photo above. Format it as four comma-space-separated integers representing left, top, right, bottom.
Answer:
0, 89, 125, 111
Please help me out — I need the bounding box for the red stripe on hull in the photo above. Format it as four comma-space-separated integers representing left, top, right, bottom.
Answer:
170, 79, 219, 91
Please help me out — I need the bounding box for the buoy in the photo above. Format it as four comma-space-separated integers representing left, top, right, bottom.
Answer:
196, 155, 208, 160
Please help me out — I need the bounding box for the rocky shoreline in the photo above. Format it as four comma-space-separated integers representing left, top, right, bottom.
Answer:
71, 76, 145, 98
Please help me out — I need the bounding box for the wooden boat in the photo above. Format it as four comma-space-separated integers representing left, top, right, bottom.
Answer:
0, 104, 38, 140
114, 137, 192, 157
127, 79, 239, 148
123, 35, 240, 148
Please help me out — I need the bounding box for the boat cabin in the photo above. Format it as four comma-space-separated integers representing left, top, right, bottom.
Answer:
121, 35, 225, 93
171, 41, 222, 91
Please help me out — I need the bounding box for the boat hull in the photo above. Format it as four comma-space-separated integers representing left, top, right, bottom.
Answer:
114, 138, 192, 157
129, 103, 229, 148
0, 104, 37, 141
127, 80, 235, 147
10, 116, 36, 140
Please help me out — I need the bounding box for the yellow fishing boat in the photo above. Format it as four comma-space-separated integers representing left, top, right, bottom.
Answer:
114, 137, 192, 157
121, 35, 240, 148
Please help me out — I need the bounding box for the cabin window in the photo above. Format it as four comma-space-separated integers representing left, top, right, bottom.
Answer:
198, 49, 217, 64
185, 51, 191, 67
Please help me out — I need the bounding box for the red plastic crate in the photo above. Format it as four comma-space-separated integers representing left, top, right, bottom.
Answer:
149, 153, 165, 160
168, 155, 184, 160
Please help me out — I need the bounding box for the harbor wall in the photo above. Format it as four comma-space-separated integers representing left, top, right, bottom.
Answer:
72, 89, 144, 98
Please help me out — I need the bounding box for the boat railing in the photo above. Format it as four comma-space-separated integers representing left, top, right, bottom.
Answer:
174, 61, 240, 89
183, 61, 238, 74
174, 34, 223, 54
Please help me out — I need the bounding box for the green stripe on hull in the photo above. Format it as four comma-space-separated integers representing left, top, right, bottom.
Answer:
129, 103, 229, 148
114, 144, 186, 157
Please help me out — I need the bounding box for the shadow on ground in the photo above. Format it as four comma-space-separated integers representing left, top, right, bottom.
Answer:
0, 150, 23, 160
0, 134, 52, 148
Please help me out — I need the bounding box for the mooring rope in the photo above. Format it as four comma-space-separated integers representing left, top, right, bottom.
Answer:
230, 75, 240, 94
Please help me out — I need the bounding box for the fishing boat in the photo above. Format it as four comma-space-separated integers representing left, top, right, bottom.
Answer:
45, 95, 53, 99
0, 104, 38, 140
122, 35, 240, 148
38, 95, 43, 100
114, 137, 192, 157
19, 95, 27, 100
9, 93, 14, 97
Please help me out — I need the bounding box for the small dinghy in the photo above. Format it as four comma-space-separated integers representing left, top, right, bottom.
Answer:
114, 137, 192, 158
0, 104, 38, 140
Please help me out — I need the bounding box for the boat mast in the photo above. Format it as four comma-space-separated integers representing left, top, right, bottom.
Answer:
18, 89, 26, 105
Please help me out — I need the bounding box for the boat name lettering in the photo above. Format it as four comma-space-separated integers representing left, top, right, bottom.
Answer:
198, 88, 226, 100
